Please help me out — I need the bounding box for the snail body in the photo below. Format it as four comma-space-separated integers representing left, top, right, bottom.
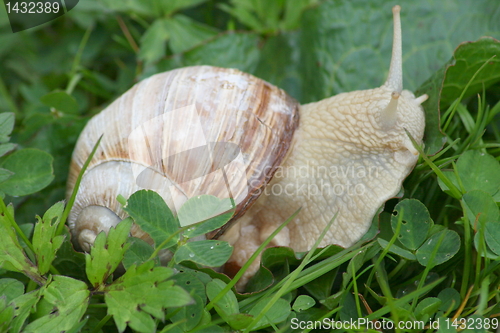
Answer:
67, 6, 426, 285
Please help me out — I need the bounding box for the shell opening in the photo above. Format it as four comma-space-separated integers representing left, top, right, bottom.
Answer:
384, 5, 403, 92
75, 206, 122, 252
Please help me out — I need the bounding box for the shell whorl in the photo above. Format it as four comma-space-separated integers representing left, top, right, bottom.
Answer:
67, 66, 300, 250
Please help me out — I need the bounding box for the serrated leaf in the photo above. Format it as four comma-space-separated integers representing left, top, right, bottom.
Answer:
9, 290, 41, 333
0, 113, 14, 143
0, 297, 14, 331
123, 237, 156, 270
391, 199, 433, 251
104, 261, 192, 333
32, 201, 65, 275
416, 230, 460, 266
0, 205, 42, 282
123, 190, 179, 249
23, 276, 89, 333
439, 150, 500, 200
85, 219, 133, 288
174, 240, 232, 267
0, 148, 54, 196
40, 90, 79, 114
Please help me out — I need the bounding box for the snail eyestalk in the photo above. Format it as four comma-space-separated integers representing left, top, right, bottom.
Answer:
384, 5, 403, 92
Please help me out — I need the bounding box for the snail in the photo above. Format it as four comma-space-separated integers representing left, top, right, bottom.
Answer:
67, 5, 426, 285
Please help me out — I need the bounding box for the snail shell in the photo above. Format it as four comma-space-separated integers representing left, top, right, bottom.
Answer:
67, 66, 299, 251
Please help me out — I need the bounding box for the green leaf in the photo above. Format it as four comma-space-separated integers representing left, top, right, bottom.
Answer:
178, 195, 233, 227
170, 294, 204, 331
123, 237, 156, 270
180, 195, 234, 238
165, 15, 218, 54
32, 202, 65, 275
85, 219, 133, 288
174, 240, 232, 267
0, 297, 14, 331
415, 297, 442, 322
170, 268, 207, 303
377, 238, 416, 261
51, 228, 87, 281
391, 199, 433, 251
248, 297, 291, 330
0, 113, 14, 143
438, 38, 500, 109
123, 190, 179, 249
0, 143, 16, 157
40, 90, 79, 114
0, 205, 42, 282
224, 313, 254, 330
439, 150, 500, 200
139, 19, 169, 64
0, 278, 24, 303
0, 148, 54, 196
438, 288, 461, 312
104, 261, 192, 333
416, 230, 460, 266
10, 290, 41, 333
99, 0, 158, 16
0, 168, 14, 183
161, 33, 260, 72
23, 276, 89, 333
206, 279, 239, 320
462, 190, 500, 227
160, 0, 209, 15
292, 295, 316, 312
484, 222, 500, 256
